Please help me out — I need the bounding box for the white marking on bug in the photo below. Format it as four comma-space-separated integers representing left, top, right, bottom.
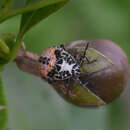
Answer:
60, 60, 75, 74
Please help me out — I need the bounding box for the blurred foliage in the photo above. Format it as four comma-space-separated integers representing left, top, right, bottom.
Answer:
0, 77, 8, 130
0, 0, 69, 129
0, 0, 129, 130
106, 100, 128, 130
0, 0, 69, 61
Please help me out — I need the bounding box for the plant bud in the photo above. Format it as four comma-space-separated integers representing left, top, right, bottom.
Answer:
49, 40, 129, 107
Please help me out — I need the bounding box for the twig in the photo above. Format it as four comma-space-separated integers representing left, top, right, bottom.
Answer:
15, 43, 41, 77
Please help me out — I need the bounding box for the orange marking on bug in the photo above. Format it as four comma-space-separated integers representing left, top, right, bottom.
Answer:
40, 68, 47, 77
49, 64, 54, 70
39, 47, 58, 78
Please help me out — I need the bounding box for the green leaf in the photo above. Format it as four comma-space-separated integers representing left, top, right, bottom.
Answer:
0, 33, 16, 51
20, 0, 69, 36
0, 0, 13, 16
8, 0, 69, 61
0, 39, 10, 59
0, 0, 69, 23
0, 33, 16, 64
0, 77, 8, 129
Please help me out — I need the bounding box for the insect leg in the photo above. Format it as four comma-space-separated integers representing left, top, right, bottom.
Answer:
74, 76, 89, 90
47, 78, 54, 84
79, 42, 90, 66
65, 78, 77, 94
64, 78, 71, 94
64, 79, 70, 88
73, 49, 78, 59
79, 42, 97, 66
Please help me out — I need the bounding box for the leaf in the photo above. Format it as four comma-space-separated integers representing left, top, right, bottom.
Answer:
8, 0, 69, 61
0, 0, 69, 23
0, 38, 10, 59
0, 33, 16, 64
0, 0, 9, 10
0, 33, 16, 51
0, 0, 13, 16
0, 77, 8, 129
20, 0, 69, 35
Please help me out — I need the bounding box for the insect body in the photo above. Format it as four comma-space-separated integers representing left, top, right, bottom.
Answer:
39, 43, 91, 91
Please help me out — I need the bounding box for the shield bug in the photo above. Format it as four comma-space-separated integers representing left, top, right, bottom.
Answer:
38, 42, 96, 92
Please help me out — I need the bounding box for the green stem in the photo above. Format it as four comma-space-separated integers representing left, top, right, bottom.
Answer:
9, 33, 23, 61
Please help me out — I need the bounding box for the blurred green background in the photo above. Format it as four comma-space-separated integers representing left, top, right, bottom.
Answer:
0, 0, 130, 130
